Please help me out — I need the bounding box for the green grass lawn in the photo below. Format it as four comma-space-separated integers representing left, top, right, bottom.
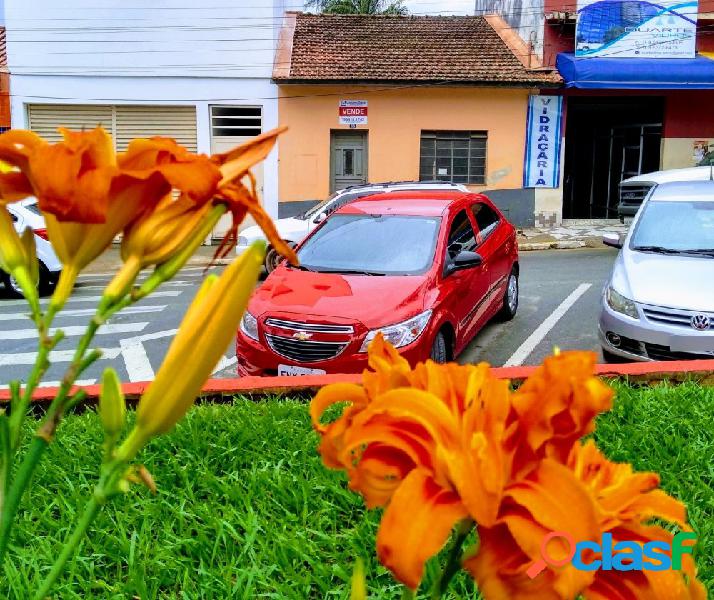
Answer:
1, 381, 712, 599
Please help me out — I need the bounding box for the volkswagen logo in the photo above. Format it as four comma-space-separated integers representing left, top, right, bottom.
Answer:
690, 314, 711, 331
292, 331, 313, 341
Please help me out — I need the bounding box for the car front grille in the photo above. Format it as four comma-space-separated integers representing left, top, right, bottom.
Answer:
264, 318, 354, 334
642, 305, 714, 330
619, 183, 653, 206
644, 343, 714, 361
266, 334, 347, 363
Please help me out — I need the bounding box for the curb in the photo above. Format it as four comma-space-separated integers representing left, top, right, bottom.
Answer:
518, 241, 588, 251
2, 360, 713, 404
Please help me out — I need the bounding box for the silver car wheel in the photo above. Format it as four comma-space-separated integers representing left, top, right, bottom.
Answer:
507, 274, 518, 313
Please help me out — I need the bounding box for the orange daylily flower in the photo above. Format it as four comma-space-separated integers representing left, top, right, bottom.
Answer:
211, 127, 297, 266
464, 441, 705, 599
311, 341, 704, 597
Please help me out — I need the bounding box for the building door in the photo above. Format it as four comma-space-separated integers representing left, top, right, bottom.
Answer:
330, 131, 367, 192
562, 97, 663, 219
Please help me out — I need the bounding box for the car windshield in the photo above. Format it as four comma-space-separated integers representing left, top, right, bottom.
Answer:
630, 200, 714, 254
296, 214, 441, 275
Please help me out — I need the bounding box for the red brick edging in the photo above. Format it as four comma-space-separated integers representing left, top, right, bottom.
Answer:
2, 359, 714, 404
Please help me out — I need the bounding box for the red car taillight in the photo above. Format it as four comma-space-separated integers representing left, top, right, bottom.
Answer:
33, 228, 49, 240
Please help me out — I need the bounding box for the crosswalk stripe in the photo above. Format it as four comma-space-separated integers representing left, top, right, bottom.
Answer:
77, 266, 213, 280
3, 322, 148, 341
0, 348, 122, 366
0, 378, 95, 390
0, 290, 182, 308
0, 305, 166, 322
76, 281, 193, 291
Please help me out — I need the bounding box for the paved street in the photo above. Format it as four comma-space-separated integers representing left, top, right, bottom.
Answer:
0, 248, 619, 387
0, 265, 235, 388
459, 248, 619, 366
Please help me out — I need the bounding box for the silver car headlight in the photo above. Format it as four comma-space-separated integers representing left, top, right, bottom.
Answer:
239, 311, 259, 341
360, 310, 432, 352
605, 286, 638, 319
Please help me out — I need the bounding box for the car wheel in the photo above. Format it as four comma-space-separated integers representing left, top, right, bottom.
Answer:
264, 242, 295, 274
430, 330, 449, 363
602, 349, 628, 364
1, 262, 53, 299
498, 269, 519, 321
38, 263, 57, 296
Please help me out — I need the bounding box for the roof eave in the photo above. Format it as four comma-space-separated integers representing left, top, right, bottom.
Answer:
273, 78, 562, 88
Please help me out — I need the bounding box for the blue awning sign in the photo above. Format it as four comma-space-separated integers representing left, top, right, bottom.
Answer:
556, 52, 714, 88
523, 95, 563, 189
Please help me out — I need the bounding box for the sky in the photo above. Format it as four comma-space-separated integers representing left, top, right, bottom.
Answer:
403, 0, 474, 14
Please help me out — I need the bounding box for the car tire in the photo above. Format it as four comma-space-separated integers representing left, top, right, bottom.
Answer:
264, 242, 295, 274
430, 330, 449, 363
38, 263, 57, 296
602, 349, 628, 364
498, 269, 519, 321
1, 262, 54, 299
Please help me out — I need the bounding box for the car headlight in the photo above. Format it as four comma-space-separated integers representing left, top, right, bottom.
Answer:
360, 310, 432, 352
239, 311, 259, 341
605, 286, 638, 319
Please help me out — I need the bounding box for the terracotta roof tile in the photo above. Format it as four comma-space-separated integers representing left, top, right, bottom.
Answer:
275, 13, 560, 86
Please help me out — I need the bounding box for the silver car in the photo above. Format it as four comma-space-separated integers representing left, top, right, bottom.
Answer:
599, 180, 714, 362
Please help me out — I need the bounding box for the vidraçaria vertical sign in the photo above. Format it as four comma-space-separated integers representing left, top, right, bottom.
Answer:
339, 100, 368, 126
575, 0, 698, 58
523, 95, 563, 188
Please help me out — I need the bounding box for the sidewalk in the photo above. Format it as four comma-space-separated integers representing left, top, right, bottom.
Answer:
517, 219, 629, 251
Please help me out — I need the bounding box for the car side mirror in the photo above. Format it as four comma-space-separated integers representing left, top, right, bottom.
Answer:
313, 212, 326, 225
445, 250, 482, 276
602, 233, 623, 249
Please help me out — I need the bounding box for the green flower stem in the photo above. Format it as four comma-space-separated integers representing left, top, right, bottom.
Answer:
430, 519, 474, 599
0, 436, 46, 566
0, 314, 102, 568
32, 495, 101, 600
0, 415, 10, 519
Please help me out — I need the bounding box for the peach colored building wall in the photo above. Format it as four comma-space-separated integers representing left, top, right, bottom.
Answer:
278, 85, 532, 202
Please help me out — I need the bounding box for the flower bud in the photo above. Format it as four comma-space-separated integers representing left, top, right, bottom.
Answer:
116, 241, 265, 460
98, 367, 126, 441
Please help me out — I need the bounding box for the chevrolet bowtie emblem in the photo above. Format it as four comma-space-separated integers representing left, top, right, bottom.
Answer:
292, 331, 313, 341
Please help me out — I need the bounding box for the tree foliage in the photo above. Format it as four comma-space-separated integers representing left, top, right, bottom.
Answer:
306, 0, 408, 15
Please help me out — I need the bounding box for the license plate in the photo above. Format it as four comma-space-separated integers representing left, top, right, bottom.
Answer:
277, 364, 327, 377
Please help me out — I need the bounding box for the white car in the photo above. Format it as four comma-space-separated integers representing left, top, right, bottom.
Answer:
618, 165, 713, 221
4, 198, 62, 297
237, 181, 470, 272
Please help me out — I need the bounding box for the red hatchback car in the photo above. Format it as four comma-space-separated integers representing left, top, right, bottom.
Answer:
236, 191, 519, 376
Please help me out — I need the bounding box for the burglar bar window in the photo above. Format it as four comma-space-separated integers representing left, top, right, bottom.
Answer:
419, 131, 487, 185
210, 105, 262, 137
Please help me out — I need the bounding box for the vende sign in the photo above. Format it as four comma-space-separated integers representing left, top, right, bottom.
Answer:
339, 100, 368, 125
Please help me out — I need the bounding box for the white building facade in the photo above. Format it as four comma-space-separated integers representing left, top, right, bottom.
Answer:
5, 0, 300, 232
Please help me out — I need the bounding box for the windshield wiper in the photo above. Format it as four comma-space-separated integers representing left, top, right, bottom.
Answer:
679, 248, 714, 256
631, 245, 683, 255
290, 264, 315, 272
320, 269, 386, 276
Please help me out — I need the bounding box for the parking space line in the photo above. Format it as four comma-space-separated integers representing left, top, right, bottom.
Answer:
504, 283, 592, 367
